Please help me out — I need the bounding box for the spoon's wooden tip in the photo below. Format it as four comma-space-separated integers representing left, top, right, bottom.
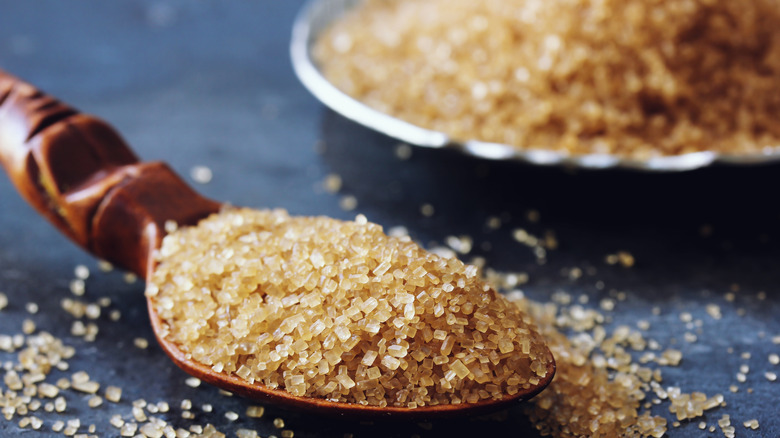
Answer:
147, 295, 556, 419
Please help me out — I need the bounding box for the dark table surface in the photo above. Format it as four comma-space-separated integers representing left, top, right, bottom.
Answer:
1, 1, 779, 437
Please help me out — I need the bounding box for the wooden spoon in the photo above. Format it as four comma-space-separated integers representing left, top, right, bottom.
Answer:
0, 69, 555, 418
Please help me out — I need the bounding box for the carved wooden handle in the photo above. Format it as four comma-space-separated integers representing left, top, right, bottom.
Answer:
0, 69, 221, 277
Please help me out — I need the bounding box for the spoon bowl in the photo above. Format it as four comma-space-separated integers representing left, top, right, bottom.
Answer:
0, 69, 555, 418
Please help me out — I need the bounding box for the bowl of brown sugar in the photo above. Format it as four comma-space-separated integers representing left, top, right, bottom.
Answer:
291, 0, 780, 171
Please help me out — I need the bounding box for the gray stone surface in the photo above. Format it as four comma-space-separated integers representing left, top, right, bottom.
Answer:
0, 1, 778, 436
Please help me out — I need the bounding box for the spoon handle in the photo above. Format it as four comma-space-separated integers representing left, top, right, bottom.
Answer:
0, 69, 221, 278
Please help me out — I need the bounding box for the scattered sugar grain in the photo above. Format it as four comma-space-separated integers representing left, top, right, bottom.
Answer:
339, 195, 358, 211
70, 279, 86, 296
29, 416, 42, 429
246, 406, 264, 418
236, 429, 259, 438
110, 415, 124, 428
394, 143, 412, 160
98, 260, 113, 272
85, 304, 100, 319
132, 405, 147, 422
605, 251, 635, 268
83, 323, 98, 342
72, 380, 99, 394
322, 174, 342, 194
706, 304, 722, 320
719, 414, 736, 438
87, 395, 103, 408
485, 216, 502, 230
74, 264, 90, 279
71, 321, 87, 337
105, 385, 122, 402
600, 298, 615, 312
54, 396, 67, 412
120, 422, 138, 436
134, 338, 149, 349
190, 165, 213, 184
22, 318, 35, 334
743, 419, 760, 430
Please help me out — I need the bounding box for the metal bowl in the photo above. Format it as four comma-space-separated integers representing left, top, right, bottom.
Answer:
290, 0, 780, 171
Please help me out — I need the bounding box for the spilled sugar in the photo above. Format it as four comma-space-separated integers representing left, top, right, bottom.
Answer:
0, 210, 774, 436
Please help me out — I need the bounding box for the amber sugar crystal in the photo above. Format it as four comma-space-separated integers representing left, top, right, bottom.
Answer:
148, 208, 552, 407
314, 0, 780, 159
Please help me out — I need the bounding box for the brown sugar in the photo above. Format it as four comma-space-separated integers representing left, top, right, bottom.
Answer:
503, 289, 729, 438
512, 297, 667, 437
147, 208, 552, 407
314, 0, 780, 159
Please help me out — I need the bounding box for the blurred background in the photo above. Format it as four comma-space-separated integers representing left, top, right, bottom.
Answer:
0, 1, 778, 436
